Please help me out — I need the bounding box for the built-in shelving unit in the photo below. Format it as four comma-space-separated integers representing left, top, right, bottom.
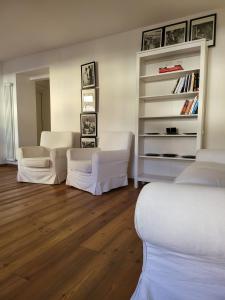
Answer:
135, 40, 208, 187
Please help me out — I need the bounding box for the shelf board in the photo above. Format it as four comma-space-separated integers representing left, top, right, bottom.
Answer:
138, 173, 175, 183
139, 114, 198, 120
140, 68, 200, 82
139, 155, 195, 161
139, 134, 197, 137
139, 91, 199, 102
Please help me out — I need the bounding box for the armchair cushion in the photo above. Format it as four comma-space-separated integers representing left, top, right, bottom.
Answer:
21, 157, 50, 168
17, 146, 50, 159
175, 161, 225, 187
69, 160, 92, 173
92, 150, 128, 164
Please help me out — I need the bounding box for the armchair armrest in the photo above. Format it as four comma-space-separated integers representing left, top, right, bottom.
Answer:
135, 182, 225, 257
50, 147, 69, 160
92, 150, 128, 164
196, 149, 225, 164
67, 148, 100, 161
17, 146, 49, 159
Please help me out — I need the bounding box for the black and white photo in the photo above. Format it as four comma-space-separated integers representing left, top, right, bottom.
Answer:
190, 14, 216, 47
81, 61, 96, 89
141, 27, 163, 51
81, 137, 97, 148
164, 21, 187, 46
80, 113, 97, 137
81, 88, 96, 112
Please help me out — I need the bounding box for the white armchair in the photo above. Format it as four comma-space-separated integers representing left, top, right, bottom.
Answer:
66, 131, 133, 195
17, 131, 79, 184
132, 149, 225, 300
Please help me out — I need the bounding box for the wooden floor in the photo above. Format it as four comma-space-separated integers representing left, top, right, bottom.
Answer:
0, 165, 142, 300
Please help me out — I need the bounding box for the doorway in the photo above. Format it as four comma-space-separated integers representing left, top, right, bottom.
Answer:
16, 68, 50, 148
35, 79, 51, 144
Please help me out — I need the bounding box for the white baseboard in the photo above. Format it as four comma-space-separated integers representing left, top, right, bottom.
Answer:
6, 160, 18, 165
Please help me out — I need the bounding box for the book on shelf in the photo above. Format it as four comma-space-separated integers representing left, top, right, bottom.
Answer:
180, 100, 189, 114
180, 96, 199, 115
185, 99, 194, 114
191, 98, 199, 114
159, 64, 183, 73
172, 72, 199, 94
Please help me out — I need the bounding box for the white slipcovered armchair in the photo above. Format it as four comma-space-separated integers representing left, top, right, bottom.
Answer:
132, 149, 225, 300
66, 131, 132, 195
17, 131, 79, 184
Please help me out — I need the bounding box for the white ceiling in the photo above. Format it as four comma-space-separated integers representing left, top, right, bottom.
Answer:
0, 0, 224, 61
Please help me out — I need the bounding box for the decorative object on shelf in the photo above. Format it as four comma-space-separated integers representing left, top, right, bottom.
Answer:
183, 132, 197, 135
162, 153, 178, 157
81, 61, 96, 89
145, 153, 160, 157
81, 137, 97, 148
145, 132, 160, 135
81, 88, 96, 112
141, 27, 164, 51
166, 127, 177, 135
80, 113, 97, 137
159, 64, 183, 73
181, 155, 196, 159
190, 14, 216, 47
164, 21, 187, 46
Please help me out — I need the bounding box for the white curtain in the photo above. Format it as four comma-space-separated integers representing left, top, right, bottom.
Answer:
4, 83, 16, 161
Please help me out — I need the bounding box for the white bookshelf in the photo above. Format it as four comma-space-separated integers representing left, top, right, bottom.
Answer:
135, 40, 208, 187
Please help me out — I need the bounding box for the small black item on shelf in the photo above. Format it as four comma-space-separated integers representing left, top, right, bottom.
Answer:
162, 153, 178, 157
166, 127, 178, 135
182, 155, 196, 159
145, 153, 160, 156
183, 132, 197, 135
145, 132, 160, 135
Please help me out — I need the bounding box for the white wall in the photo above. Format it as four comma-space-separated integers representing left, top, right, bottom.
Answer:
0, 63, 4, 163
16, 74, 37, 146
2, 8, 225, 166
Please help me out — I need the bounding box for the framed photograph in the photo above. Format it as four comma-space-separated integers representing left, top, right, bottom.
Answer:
81, 88, 96, 112
190, 14, 216, 47
164, 21, 187, 46
81, 137, 97, 148
141, 27, 164, 51
80, 113, 97, 137
81, 61, 96, 89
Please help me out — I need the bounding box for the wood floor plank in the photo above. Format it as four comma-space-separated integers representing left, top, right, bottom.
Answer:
0, 165, 142, 300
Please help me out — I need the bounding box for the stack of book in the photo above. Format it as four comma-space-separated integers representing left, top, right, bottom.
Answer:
180, 96, 199, 115
172, 72, 199, 94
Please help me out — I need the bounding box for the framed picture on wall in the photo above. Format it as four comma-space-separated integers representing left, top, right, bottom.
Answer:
190, 14, 217, 47
141, 27, 164, 51
81, 61, 96, 89
80, 113, 97, 137
164, 21, 187, 46
81, 88, 96, 112
81, 137, 97, 148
